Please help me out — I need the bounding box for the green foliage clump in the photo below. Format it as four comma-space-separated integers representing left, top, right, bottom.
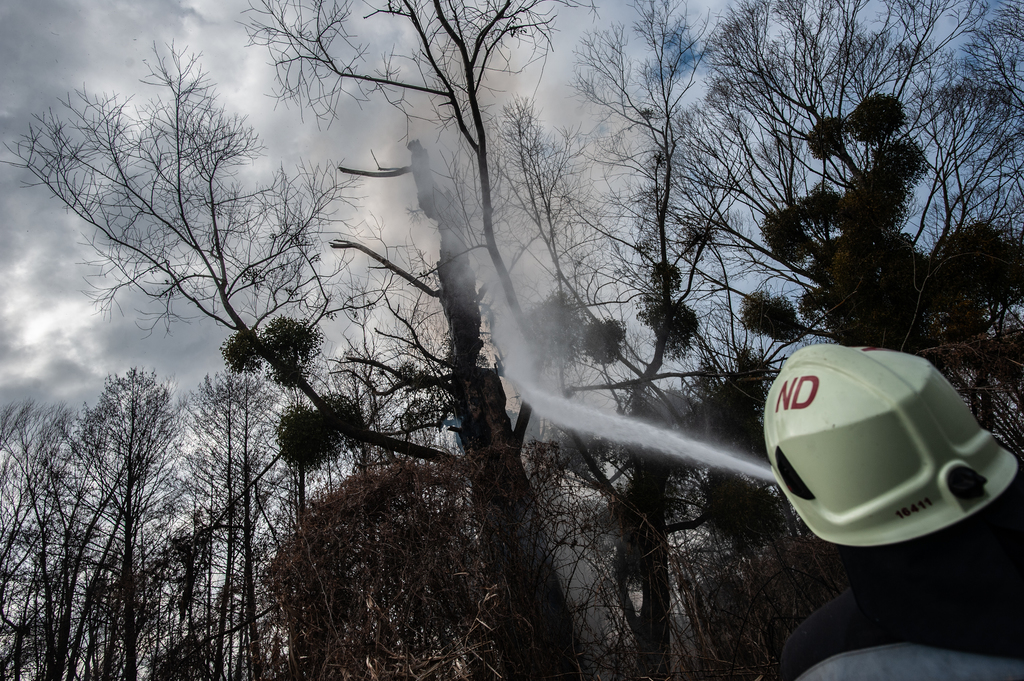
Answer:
583, 318, 626, 364
756, 93, 1022, 350
527, 291, 587, 365
277, 402, 336, 470
806, 116, 845, 160
221, 329, 262, 374
620, 466, 669, 528
689, 346, 771, 455
846, 93, 905, 145
527, 291, 626, 366
741, 291, 802, 342
277, 394, 364, 470
221, 317, 324, 388
400, 391, 452, 434
261, 317, 325, 387
761, 183, 841, 265
637, 262, 699, 359
669, 346, 787, 549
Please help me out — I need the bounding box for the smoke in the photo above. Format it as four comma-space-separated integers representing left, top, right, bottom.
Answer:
495, 322, 776, 483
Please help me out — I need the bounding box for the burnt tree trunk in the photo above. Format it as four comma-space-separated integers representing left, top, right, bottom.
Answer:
633, 463, 672, 680
408, 141, 583, 679
616, 458, 673, 680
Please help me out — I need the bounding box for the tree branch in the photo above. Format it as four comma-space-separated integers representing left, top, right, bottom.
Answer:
330, 240, 439, 297
666, 511, 709, 534
337, 164, 412, 178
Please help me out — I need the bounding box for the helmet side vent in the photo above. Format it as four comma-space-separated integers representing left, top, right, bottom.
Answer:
776, 447, 815, 500
947, 466, 987, 499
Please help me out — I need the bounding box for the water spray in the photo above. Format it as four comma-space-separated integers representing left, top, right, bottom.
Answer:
495, 330, 776, 482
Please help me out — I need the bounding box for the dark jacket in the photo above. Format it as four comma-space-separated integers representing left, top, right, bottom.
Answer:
781, 469, 1024, 681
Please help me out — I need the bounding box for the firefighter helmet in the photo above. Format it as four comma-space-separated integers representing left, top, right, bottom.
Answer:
763, 344, 1017, 546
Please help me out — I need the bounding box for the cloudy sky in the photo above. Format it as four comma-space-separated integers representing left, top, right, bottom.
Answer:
0, 0, 714, 408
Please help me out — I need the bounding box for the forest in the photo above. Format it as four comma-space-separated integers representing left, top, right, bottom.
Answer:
4, 0, 1024, 678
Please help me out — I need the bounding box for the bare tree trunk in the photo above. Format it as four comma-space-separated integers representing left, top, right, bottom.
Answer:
214, 461, 235, 681
100, 606, 118, 680
122, 470, 138, 681
242, 421, 262, 681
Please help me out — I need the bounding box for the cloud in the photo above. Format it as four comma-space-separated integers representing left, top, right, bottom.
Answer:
0, 0, 684, 407
0, 0, 251, 406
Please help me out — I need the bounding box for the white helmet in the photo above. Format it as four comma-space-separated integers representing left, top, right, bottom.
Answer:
764, 344, 1018, 546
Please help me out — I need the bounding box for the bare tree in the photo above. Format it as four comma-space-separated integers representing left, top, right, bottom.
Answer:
542, 4, 781, 676
158, 372, 282, 681
0, 401, 86, 681
10, 46, 455, 465
567, 5, 707, 676
0, 388, 180, 681
76, 369, 180, 681
965, 0, 1024, 114
681, 0, 1024, 467
14, 52, 341, 333
479, 4, 790, 677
